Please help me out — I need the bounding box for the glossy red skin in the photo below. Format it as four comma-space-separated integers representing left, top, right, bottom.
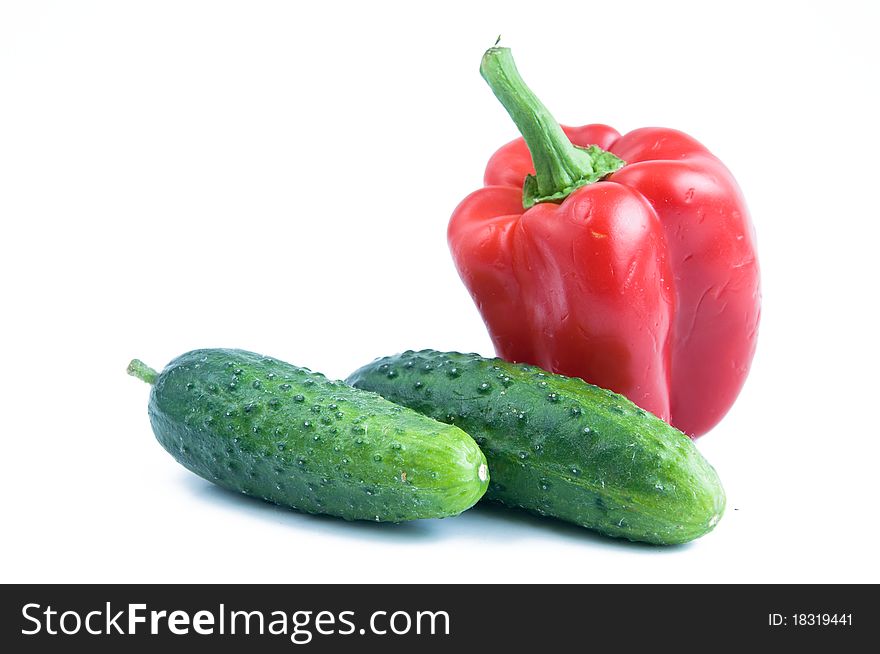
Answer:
449, 124, 760, 436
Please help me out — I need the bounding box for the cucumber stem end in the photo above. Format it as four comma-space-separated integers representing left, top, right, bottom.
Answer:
127, 359, 158, 385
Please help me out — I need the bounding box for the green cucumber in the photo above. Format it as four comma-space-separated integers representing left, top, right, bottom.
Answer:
348, 350, 725, 544
128, 349, 489, 522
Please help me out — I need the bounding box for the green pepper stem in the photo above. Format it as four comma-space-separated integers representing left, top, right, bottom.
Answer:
127, 359, 158, 385
479, 47, 624, 208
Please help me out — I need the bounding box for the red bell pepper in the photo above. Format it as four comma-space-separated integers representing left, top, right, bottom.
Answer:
448, 48, 760, 437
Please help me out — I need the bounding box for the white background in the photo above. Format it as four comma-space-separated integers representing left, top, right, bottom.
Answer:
2, 0, 878, 583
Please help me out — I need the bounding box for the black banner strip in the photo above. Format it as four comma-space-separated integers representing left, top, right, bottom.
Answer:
1, 584, 873, 651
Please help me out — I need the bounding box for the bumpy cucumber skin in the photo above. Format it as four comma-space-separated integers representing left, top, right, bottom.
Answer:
146, 349, 489, 522
348, 350, 725, 544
